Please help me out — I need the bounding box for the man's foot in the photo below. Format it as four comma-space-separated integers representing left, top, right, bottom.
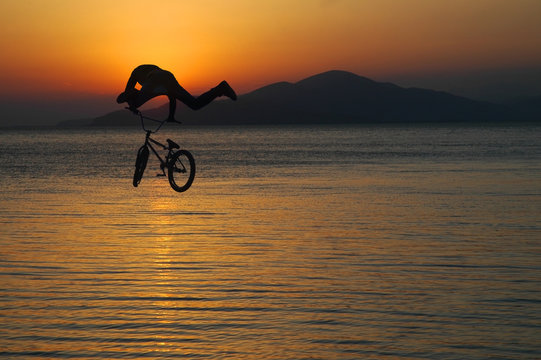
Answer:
167, 117, 181, 124
219, 81, 237, 101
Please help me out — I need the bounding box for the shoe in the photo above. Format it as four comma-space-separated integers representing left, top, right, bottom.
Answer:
219, 81, 237, 101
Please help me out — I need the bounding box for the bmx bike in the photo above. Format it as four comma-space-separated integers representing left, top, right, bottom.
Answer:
132, 110, 195, 193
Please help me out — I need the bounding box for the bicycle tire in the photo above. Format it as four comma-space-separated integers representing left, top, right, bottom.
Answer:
168, 150, 195, 192
133, 145, 149, 187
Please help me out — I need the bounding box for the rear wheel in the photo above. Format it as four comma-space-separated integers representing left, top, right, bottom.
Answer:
168, 150, 195, 192
133, 145, 149, 187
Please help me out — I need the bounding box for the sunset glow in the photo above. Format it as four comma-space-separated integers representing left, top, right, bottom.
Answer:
1, 0, 540, 99
1, 1, 540, 356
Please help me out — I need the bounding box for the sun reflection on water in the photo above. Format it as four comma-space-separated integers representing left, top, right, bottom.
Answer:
1, 126, 540, 358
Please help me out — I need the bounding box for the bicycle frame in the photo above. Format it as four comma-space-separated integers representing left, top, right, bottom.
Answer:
143, 130, 174, 176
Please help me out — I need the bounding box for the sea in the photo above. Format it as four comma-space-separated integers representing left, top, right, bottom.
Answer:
0, 123, 540, 359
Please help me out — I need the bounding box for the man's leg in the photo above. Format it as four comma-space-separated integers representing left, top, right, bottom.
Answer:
174, 81, 236, 110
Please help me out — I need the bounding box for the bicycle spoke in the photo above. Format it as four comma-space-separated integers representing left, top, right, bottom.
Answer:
174, 160, 187, 173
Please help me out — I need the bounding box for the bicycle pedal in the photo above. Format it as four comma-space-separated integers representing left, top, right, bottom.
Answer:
156, 173, 166, 177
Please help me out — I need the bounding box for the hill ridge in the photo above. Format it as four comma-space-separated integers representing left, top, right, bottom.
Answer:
58, 70, 539, 127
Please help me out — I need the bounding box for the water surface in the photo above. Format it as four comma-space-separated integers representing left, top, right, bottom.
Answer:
1, 124, 540, 359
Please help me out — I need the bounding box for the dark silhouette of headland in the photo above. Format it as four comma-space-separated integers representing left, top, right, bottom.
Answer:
58, 70, 540, 127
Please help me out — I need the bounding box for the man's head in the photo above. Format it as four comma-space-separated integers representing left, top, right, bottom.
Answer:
116, 92, 127, 104
116, 89, 139, 104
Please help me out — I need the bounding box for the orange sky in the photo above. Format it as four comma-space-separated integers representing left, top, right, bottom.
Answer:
1, 0, 541, 98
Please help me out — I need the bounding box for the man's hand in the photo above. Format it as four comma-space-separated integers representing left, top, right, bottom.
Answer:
126, 106, 140, 115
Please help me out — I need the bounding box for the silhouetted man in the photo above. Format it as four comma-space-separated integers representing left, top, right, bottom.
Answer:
116, 64, 237, 122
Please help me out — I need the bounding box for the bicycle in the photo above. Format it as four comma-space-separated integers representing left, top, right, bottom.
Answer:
131, 110, 195, 193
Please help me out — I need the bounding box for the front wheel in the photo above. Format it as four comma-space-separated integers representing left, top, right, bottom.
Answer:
133, 145, 149, 187
168, 150, 196, 192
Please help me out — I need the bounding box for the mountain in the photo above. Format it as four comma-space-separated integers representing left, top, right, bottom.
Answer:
59, 70, 535, 127
507, 95, 541, 121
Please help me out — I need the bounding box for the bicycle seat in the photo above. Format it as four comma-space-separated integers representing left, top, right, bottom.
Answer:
167, 139, 180, 149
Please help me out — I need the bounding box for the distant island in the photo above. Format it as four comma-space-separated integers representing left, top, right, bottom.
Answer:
58, 70, 540, 127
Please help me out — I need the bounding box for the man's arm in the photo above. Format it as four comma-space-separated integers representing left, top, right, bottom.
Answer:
117, 70, 139, 105
124, 65, 159, 93
167, 95, 177, 122
124, 70, 138, 93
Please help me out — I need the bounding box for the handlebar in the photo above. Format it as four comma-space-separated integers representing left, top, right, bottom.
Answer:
126, 107, 180, 133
